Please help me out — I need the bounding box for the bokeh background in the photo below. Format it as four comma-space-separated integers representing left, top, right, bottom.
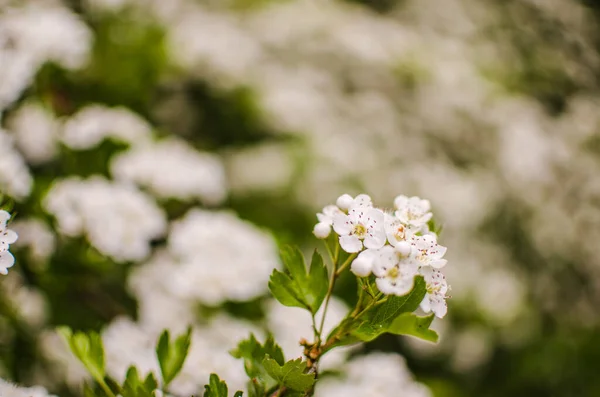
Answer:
2, 0, 600, 396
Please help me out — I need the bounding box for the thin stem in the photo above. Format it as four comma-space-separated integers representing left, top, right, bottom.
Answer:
318, 255, 338, 338
334, 253, 357, 277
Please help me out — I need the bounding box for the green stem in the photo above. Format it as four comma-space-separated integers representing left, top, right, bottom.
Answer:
334, 253, 357, 277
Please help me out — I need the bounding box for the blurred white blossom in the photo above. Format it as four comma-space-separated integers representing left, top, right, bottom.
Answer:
0, 378, 56, 397
0, 130, 33, 200
315, 352, 431, 397
43, 177, 166, 262
61, 105, 153, 150
111, 138, 227, 204
167, 209, 279, 305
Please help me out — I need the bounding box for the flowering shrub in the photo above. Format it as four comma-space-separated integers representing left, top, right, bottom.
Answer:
54, 193, 446, 396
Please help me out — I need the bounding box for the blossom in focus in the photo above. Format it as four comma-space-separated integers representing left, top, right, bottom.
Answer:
394, 195, 432, 228
313, 204, 343, 239
411, 234, 448, 269
336, 193, 373, 211
420, 266, 449, 318
372, 246, 418, 296
333, 207, 386, 253
0, 210, 18, 275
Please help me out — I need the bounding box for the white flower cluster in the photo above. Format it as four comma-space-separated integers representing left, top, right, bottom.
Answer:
0, 130, 33, 200
0, 210, 18, 275
315, 352, 431, 397
166, 209, 280, 305
111, 138, 227, 204
314, 194, 449, 318
0, 378, 56, 397
0, 2, 91, 111
61, 105, 153, 150
43, 177, 166, 262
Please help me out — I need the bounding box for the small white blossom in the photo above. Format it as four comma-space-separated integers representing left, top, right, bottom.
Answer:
0, 378, 57, 397
420, 266, 448, 318
0, 210, 18, 275
384, 212, 417, 247
372, 246, 418, 296
350, 248, 378, 277
411, 234, 448, 269
336, 193, 373, 212
394, 195, 433, 228
333, 207, 385, 253
313, 222, 332, 239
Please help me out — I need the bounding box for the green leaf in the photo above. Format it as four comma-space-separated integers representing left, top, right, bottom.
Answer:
388, 313, 439, 343
268, 247, 329, 314
262, 357, 315, 392
203, 374, 228, 397
58, 327, 106, 385
230, 334, 283, 392
155, 327, 192, 386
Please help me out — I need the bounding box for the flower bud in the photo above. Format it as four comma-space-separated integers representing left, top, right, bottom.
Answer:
351, 256, 373, 277
313, 222, 331, 239
395, 241, 412, 257
336, 194, 354, 211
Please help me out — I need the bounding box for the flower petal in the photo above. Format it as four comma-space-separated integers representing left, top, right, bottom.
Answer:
332, 213, 352, 235
1, 229, 18, 244
0, 251, 15, 272
339, 235, 362, 253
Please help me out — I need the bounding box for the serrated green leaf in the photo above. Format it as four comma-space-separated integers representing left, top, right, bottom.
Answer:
203, 373, 229, 397
368, 276, 427, 326
388, 313, 439, 342
156, 327, 192, 386
269, 247, 329, 314
58, 327, 105, 384
262, 357, 315, 392
143, 372, 159, 391
230, 334, 283, 392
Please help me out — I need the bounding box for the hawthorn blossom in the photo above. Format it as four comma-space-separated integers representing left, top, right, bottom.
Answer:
333, 207, 385, 253
411, 234, 447, 269
384, 212, 418, 247
394, 195, 432, 228
350, 248, 378, 277
314, 204, 343, 239
0, 210, 18, 275
420, 267, 448, 318
336, 193, 373, 212
372, 246, 418, 296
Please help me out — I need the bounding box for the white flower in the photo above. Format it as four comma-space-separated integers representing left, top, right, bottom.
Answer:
411, 234, 448, 269
394, 195, 433, 228
0, 378, 57, 397
0, 130, 33, 200
333, 207, 385, 253
111, 138, 227, 204
336, 193, 373, 212
350, 248, 378, 277
167, 209, 280, 305
384, 212, 418, 247
419, 267, 448, 318
313, 222, 332, 239
372, 246, 418, 296
0, 210, 18, 275
313, 204, 343, 239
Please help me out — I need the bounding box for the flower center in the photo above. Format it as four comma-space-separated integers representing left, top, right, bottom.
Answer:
387, 267, 399, 279
427, 283, 442, 294
352, 223, 367, 238
394, 224, 405, 241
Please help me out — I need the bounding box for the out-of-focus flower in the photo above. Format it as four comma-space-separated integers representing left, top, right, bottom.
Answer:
10, 219, 56, 266
265, 297, 352, 371
0, 378, 57, 397
0, 210, 18, 275
0, 130, 33, 200
167, 209, 279, 305
61, 105, 153, 150
6, 102, 59, 165
315, 352, 431, 397
111, 138, 227, 204
43, 177, 166, 262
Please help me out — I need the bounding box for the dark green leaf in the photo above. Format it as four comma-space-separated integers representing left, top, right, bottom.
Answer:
230, 334, 283, 391
262, 357, 315, 392
268, 247, 329, 314
368, 276, 427, 326
155, 327, 192, 386
387, 313, 439, 343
